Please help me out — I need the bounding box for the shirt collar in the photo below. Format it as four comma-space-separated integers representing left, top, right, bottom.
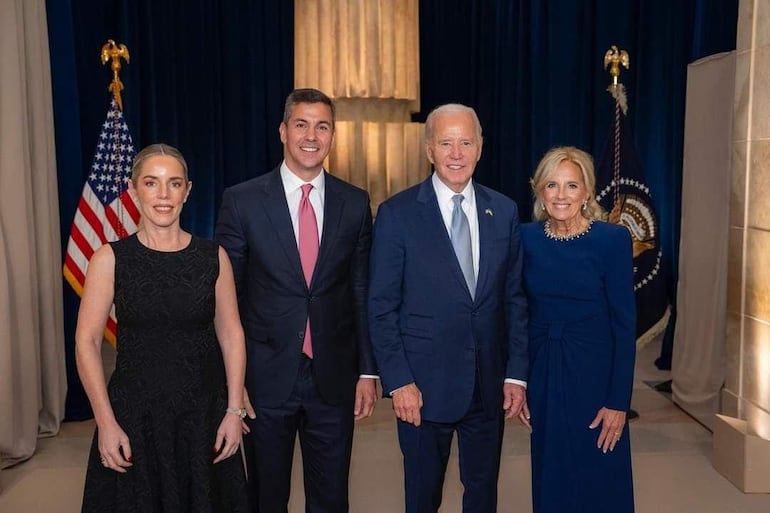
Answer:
280, 161, 326, 194
431, 173, 475, 206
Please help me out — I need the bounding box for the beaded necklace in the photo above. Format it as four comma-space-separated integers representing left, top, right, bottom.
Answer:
543, 218, 594, 241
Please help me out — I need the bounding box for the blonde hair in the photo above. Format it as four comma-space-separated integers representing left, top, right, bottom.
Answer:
130, 143, 189, 185
530, 146, 603, 222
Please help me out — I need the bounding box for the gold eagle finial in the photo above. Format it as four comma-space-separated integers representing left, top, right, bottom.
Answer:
603, 45, 629, 87
100, 39, 130, 110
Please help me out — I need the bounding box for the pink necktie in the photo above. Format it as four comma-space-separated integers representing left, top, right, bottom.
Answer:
298, 183, 318, 358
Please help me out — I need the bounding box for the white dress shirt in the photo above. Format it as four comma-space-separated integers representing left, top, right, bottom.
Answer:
431, 174, 480, 279
280, 162, 325, 243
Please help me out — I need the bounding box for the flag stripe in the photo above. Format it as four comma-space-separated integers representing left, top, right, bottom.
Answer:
120, 192, 141, 226
63, 256, 86, 294
104, 204, 129, 239
69, 224, 96, 263
78, 191, 108, 245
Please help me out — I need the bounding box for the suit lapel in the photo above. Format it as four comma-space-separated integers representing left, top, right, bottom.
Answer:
260, 170, 307, 289
316, 172, 344, 280
416, 179, 474, 301
474, 184, 494, 299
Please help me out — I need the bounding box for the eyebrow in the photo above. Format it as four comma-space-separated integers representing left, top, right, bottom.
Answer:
140, 175, 185, 180
293, 118, 331, 126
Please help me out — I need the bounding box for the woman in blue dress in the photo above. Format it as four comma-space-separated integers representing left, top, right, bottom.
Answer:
521, 146, 636, 513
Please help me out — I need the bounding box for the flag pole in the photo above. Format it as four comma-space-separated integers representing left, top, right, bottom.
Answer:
603, 45, 629, 224
603, 45, 640, 421
102, 40, 132, 239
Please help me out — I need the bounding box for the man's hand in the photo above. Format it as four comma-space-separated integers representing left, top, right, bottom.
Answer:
502, 383, 528, 424
354, 378, 377, 420
240, 386, 256, 434
391, 382, 423, 426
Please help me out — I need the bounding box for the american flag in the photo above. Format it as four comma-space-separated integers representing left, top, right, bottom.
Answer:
63, 99, 140, 345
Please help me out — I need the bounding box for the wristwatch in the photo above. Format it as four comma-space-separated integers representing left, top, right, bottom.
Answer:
226, 407, 247, 419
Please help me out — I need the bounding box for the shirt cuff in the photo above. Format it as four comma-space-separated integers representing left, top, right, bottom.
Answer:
359, 374, 379, 380
388, 383, 412, 396
504, 378, 527, 388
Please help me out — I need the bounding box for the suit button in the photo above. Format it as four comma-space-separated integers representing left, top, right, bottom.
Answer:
309, 295, 316, 302
297, 331, 305, 340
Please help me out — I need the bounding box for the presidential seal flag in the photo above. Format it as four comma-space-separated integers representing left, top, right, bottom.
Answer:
596, 46, 670, 346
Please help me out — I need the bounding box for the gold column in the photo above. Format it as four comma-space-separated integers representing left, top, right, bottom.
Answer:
294, 0, 430, 211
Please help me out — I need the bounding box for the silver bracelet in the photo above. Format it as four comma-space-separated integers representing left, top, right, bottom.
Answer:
225, 407, 247, 419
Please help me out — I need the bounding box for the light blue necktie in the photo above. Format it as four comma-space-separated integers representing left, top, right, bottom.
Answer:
451, 194, 476, 299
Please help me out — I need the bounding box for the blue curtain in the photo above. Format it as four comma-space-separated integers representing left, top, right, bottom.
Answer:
417, 0, 737, 283
48, 0, 294, 419
48, 0, 736, 419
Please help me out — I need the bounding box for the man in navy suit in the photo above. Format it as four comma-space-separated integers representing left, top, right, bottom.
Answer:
215, 88, 378, 513
368, 104, 529, 513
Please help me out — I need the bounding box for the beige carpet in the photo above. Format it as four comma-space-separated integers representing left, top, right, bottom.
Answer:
2, 342, 770, 512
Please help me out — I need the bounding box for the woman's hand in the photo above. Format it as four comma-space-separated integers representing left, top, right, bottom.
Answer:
589, 407, 627, 453
97, 420, 133, 473
213, 412, 243, 463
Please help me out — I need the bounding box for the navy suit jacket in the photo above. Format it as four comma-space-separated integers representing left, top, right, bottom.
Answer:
215, 167, 377, 407
368, 177, 528, 423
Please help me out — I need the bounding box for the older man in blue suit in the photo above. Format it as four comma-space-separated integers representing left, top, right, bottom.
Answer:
369, 104, 529, 513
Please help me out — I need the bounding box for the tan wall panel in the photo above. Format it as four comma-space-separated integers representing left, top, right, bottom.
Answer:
755, 0, 770, 50
727, 227, 744, 314
736, 0, 754, 52
747, 140, 770, 230
744, 227, 770, 320
751, 47, 770, 139
742, 317, 770, 413
724, 312, 742, 393
734, 51, 750, 142
731, 142, 747, 228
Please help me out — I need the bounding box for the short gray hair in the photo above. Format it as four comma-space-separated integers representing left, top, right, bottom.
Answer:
424, 103, 482, 143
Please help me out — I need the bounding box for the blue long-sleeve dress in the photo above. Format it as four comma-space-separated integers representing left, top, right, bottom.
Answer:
521, 220, 636, 513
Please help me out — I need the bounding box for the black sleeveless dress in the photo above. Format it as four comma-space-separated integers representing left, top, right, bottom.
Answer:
81, 235, 248, 513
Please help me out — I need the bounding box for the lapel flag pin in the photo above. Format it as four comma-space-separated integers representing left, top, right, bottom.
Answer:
485, 208, 493, 216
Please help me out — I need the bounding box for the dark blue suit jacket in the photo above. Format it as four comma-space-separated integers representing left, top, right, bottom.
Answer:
368, 177, 528, 423
215, 168, 377, 408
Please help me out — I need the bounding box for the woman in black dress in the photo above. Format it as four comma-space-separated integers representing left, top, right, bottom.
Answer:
76, 143, 249, 512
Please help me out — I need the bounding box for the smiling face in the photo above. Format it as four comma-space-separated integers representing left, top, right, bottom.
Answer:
279, 101, 334, 181
541, 160, 590, 224
130, 155, 191, 229
425, 110, 483, 193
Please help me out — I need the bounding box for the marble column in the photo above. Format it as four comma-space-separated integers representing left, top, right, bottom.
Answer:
725, 0, 770, 440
